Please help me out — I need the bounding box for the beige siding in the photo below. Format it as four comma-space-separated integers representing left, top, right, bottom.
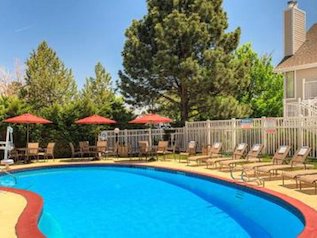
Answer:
298, 67, 317, 82
293, 10, 306, 53
284, 10, 293, 56
284, 7, 306, 56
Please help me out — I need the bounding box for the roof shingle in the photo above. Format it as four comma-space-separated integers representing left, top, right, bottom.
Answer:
276, 24, 317, 71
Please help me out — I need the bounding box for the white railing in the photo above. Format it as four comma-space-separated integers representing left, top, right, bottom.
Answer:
284, 98, 317, 117
301, 99, 317, 115
100, 116, 317, 159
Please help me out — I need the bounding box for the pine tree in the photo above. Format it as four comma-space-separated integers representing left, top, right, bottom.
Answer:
82, 62, 114, 114
119, 0, 250, 124
23, 41, 77, 110
82, 62, 133, 125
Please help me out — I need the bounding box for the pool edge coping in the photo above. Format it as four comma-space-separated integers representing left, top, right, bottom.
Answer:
0, 186, 45, 238
1, 162, 317, 238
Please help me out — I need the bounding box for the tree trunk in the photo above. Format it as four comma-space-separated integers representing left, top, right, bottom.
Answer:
180, 84, 189, 125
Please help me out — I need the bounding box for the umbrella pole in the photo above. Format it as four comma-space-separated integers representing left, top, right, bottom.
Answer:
149, 127, 152, 147
95, 125, 100, 144
27, 124, 29, 145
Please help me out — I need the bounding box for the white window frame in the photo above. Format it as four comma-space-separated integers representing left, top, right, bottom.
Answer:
284, 71, 296, 100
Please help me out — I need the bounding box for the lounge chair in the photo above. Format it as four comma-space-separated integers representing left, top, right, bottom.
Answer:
297, 174, 317, 194
281, 169, 317, 186
242, 145, 291, 171
38, 142, 55, 162
206, 143, 248, 168
155, 141, 171, 160
178, 141, 196, 162
219, 143, 264, 170
256, 146, 313, 179
187, 142, 222, 166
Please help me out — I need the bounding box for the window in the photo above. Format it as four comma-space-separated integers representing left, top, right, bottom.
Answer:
285, 71, 295, 98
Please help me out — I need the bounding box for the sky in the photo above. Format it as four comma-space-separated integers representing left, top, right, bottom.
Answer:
0, 0, 317, 88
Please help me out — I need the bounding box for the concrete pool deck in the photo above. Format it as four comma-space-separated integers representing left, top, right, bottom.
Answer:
1, 158, 317, 237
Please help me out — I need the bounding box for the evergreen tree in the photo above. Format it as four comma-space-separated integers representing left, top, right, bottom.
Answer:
22, 41, 77, 110
119, 0, 250, 124
82, 62, 114, 114
82, 62, 133, 126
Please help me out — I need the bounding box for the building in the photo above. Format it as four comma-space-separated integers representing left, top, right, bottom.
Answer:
275, 1, 317, 117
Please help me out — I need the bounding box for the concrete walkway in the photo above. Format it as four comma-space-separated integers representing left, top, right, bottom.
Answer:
0, 190, 26, 238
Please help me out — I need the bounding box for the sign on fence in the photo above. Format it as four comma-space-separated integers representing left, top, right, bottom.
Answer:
264, 118, 277, 134
100, 131, 108, 140
241, 118, 253, 129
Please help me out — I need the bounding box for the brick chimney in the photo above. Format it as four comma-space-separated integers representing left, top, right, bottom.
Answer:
284, 1, 306, 56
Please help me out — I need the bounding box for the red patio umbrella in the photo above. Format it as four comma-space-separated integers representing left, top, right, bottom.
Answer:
75, 115, 116, 142
129, 113, 172, 146
129, 113, 172, 124
3, 113, 52, 143
75, 115, 116, 124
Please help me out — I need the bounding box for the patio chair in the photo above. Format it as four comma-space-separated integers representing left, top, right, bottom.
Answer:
96, 140, 114, 159
179, 141, 196, 162
26, 143, 40, 162
38, 142, 55, 162
155, 141, 171, 160
79, 141, 93, 157
96, 140, 107, 159
187, 142, 222, 166
297, 174, 317, 194
69, 142, 82, 159
242, 145, 291, 171
219, 143, 264, 170
256, 146, 313, 179
117, 144, 132, 158
281, 169, 317, 186
138, 141, 150, 161
206, 143, 248, 168
8, 148, 23, 163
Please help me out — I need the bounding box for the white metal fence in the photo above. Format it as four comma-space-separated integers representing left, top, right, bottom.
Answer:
101, 116, 317, 159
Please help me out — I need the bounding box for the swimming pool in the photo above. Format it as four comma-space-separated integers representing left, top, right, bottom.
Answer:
1, 165, 306, 237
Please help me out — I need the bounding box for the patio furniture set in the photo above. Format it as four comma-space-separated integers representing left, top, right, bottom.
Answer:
9, 142, 55, 163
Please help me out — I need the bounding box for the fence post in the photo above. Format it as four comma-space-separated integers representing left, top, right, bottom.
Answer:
231, 118, 236, 150
207, 120, 211, 145
261, 116, 267, 154
148, 128, 152, 147
124, 129, 128, 145
299, 115, 304, 147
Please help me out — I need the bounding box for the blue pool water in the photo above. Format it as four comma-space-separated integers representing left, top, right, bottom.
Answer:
1, 166, 304, 238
